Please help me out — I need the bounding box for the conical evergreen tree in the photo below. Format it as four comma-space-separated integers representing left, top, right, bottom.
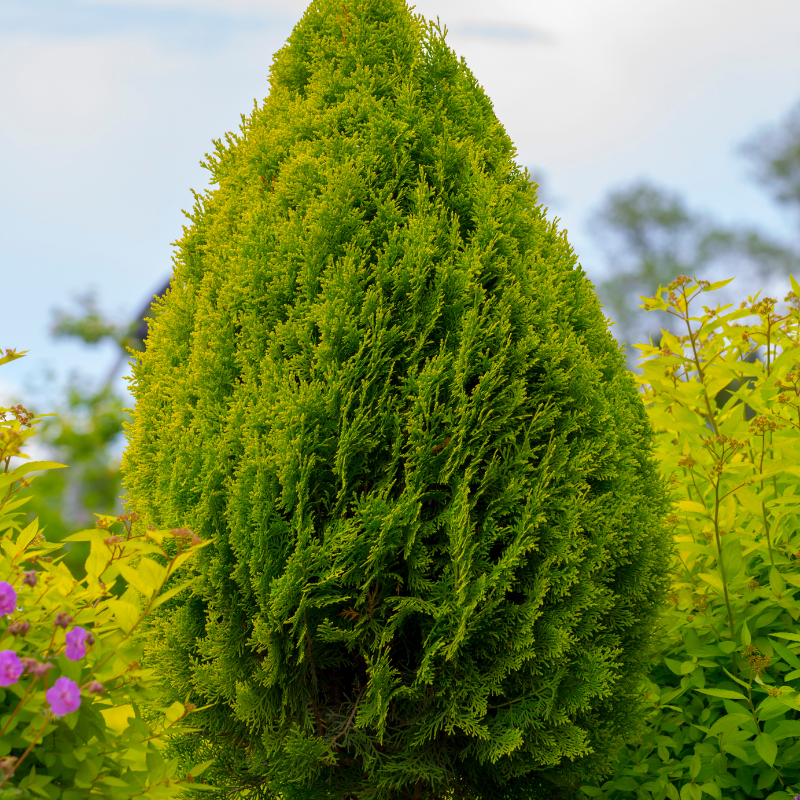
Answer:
120, 1, 676, 798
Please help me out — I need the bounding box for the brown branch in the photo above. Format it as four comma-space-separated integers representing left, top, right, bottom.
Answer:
328, 685, 365, 748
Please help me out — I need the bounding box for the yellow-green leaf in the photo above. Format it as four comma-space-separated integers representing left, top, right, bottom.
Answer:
148, 578, 196, 611
116, 561, 157, 599
111, 600, 141, 631
754, 731, 777, 766
85, 538, 110, 584
677, 500, 707, 515
16, 519, 41, 552
698, 572, 725, 593
694, 688, 749, 701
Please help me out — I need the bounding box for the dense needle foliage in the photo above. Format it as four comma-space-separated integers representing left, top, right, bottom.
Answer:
120, 1, 676, 798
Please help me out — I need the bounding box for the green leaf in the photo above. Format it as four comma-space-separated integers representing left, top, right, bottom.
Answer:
704, 278, 737, 293
769, 567, 786, 596
694, 688, 749, 701
756, 696, 789, 721
768, 636, 800, 669
666, 784, 680, 800
721, 743, 750, 762
186, 759, 216, 779
116, 560, 157, 599
708, 713, 751, 735
138, 555, 168, 590
722, 667, 752, 690
578, 787, 602, 797
769, 719, 800, 741
700, 781, 721, 799
770, 632, 800, 643
16, 519, 41, 552
741, 620, 752, 646
610, 777, 639, 791
111, 599, 141, 631
754, 732, 777, 766
698, 572, 725, 593
721, 539, 743, 583
0, 349, 28, 366
176, 784, 224, 792
714, 771, 740, 789
690, 752, 701, 779
665, 657, 697, 675
148, 578, 196, 611
85, 537, 110, 583
677, 500, 707, 515
12, 460, 70, 478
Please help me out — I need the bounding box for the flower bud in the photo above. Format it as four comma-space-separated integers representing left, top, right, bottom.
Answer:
0, 756, 18, 774
22, 570, 36, 587
55, 612, 73, 628
8, 620, 29, 637
88, 680, 104, 694
23, 658, 54, 677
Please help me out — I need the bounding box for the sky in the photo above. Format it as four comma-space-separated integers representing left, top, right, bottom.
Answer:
2, 0, 800, 427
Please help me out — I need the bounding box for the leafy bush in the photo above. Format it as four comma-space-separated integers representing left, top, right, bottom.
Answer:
0, 348, 219, 798
579, 275, 800, 800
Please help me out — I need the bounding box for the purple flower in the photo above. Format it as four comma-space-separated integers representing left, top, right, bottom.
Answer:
46, 676, 81, 717
22, 570, 36, 588
65, 627, 90, 661
0, 651, 24, 687
0, 582, 17, 616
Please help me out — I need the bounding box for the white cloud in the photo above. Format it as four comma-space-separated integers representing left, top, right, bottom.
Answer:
75, 0, 308, 15
4, 37, 120, 138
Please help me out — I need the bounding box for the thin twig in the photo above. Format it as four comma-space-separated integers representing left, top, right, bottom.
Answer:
329, 685, 365, 748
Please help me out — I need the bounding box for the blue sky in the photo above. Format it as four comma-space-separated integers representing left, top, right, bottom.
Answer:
2, 0, 800, 421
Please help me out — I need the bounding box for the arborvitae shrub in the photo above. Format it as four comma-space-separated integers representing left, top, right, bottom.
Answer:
120, 1, 676, 798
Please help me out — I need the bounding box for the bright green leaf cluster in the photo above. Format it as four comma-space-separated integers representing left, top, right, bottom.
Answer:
579, 275, 800, 800
0, 348, 222, 799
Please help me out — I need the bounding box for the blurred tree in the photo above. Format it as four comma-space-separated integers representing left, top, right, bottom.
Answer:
16, 282, 170, 585
590, 101, 800, 377
741, 98, 800, 220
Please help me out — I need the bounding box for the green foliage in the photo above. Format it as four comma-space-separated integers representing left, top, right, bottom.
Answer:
741, 98, 800, 218
588, 182, 800, 375
578, 275, 800, 800
6, 287, 157, 588
119, 2, 676, 799
0, 348, 219, 798
16, 377, 129, 588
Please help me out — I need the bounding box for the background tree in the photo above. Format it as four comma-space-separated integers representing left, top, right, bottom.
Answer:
589, 98, 800, 379
741, 98, 800, 220
13, 284, 168, 585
